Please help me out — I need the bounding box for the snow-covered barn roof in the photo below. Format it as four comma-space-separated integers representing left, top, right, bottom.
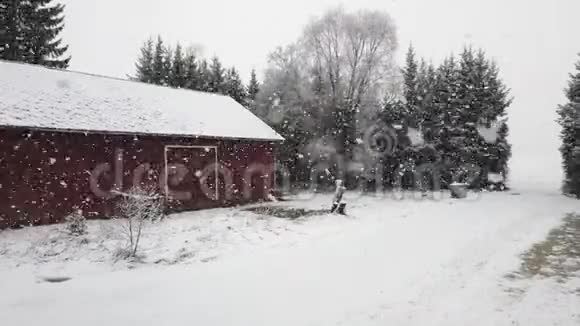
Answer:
0, 60, 283, 141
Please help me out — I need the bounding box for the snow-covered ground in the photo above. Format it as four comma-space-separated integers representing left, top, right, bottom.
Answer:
1, 188, 579, 325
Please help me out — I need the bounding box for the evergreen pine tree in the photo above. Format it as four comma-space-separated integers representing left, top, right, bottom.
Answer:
457, 47, 479, 124
208, 56, 225, 93
183, 50, 199, 90
151, 36, 165, 85
557, 54, 580, 197
224, 67, 247, 105
247, 69, 260, 101
402, 45, 420, 126
197, 59, 211, 92
381, 97, 406, 125
437, 55, 460, 124
416, 59, 429, 102
162, 46, 173, 86
435, 55, 461, 181
0, 0, 70, 68
453, 47, 512, 187
418, 61, 441, 144
0, 0, 20, 61
455, 47, 479, 171
170, 43, 187, 88
478, 54, 512, 180
134, 38, 154, 83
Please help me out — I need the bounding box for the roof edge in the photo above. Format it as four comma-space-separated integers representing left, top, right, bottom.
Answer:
0, 125, 284, 142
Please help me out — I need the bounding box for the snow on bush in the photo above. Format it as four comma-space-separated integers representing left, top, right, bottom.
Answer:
64, 209, 87, 236
476, 119, 505, 144
113, 187, 164, 259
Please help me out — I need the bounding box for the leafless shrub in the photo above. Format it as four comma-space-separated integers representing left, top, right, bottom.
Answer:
114, 187, 164, 259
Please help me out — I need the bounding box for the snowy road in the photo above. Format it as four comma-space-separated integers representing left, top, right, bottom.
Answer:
1, 191, 579, 325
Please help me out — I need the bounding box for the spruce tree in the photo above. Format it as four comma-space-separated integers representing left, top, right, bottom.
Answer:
247, 69, 260, 101
151, 36, 165, 85
380, 97, 405, 125
437, 56, 460, 125
208, 56, 225, 93
0, 0, 19, 61
457, 47, 478, 125
0, 0, 70, 68
416, 59, 429, 104
402, 45, 420, 126
169, 43, 187, 88
455, 47, 479, 172
224, 67, 247, 105
557, 54, 580, 197
134, 38, 154, 83
479, 55, 512, 180
183, 50, 199, 90
434, 55, 461, 181
197, 59, 211, 92
452, 47, 512, 187
162, 46, 172, 86
418, 61, 441, 144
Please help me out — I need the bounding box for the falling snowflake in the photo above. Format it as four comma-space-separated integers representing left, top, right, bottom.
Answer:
477, 119, 505, 144
407, 128, 424, 146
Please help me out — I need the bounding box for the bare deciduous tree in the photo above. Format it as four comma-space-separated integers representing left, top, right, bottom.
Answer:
255, 7, 399, 187
302, 7, 398, 169
114, 187, 164, 259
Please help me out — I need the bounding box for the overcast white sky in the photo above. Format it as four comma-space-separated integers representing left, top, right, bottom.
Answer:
60, 0, 580, 189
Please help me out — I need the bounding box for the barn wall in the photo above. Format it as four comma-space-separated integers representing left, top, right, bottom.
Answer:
0, 128, 276, 228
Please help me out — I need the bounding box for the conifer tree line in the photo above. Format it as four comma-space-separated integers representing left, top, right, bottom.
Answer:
0, 0, 70, 68
557, 54, 580, 197
378, 46, 512, 190
134, 36, 260, 107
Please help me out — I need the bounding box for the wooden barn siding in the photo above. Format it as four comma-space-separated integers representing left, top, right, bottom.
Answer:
0, 128, 276, 228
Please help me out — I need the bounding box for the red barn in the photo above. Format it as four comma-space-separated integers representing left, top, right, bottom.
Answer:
0, 61, 283, 228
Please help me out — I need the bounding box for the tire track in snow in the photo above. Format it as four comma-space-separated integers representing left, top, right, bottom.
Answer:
335, 198, 568, 326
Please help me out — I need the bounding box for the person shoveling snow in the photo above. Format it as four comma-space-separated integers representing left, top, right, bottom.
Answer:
330, 179, 347, 215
